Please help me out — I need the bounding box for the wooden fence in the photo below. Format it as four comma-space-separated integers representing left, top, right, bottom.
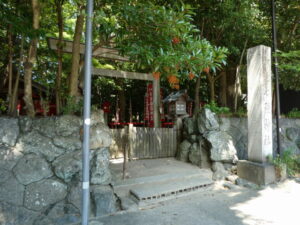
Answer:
109, 126, 177, 159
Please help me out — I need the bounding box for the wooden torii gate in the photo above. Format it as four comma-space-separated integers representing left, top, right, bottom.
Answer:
48, 38, 161, 127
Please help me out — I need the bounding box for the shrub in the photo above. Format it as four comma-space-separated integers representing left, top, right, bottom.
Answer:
204, 101, 230, 115
61, 96, 83, 115
287, 108, 300, 118
268, 149, 300, 176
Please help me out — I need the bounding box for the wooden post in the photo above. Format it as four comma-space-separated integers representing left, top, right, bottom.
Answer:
153, 77, 161, 128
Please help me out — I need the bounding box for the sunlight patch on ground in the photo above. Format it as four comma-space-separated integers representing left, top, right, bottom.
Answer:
110, 158, 124, 164
231, 180, 300, 225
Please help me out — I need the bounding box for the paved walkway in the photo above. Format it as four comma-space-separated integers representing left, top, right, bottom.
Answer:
89, 179, 300, 225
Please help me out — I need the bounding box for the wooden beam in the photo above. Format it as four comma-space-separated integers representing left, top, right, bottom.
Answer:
92, 68, 153, 81
47, 37, 130, 62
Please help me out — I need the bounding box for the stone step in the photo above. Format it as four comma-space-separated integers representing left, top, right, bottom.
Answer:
129, 175, 213, 206
119, 196, 139, 211
112, 169, 212, 195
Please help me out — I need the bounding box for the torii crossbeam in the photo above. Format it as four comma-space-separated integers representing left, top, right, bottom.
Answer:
47, 37, 160, 127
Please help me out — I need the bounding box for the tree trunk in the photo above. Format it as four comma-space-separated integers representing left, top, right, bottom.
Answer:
193, 76, 201, 115
55, 0, 64, 115
207, 73, 215, 103
7, 24, 13, 113
209, 79, 215, 103
234, 39, 248, 112
69, 8, 84, 98
234, 65, 242, 112
23, 0, 40, 117
219, 71, 227, 107
9, 37, 24, 116
226, 67, 237, 111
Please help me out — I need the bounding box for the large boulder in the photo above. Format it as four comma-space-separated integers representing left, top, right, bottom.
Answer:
188, 138, 211, 168
90, 109, 105, 125
33, 202, 81, 225
53, 136, 82, 152
91, 186, 118, 217
204, 131, 238, 163
0, 144, 23, 170
91, 148, 111, 185
13, 153, 53, 185
189, 143, 201, 166
0, 117, 19, 146
56, 115, 82, 137
24, 179, 67, 211
221, 118, 248, 160
183, 117, 197, 135
19, 116, 33, 133
89, 125, 112, 149
67, 184, 81, 212
0, 202, 39, 225
212, 162, 228, 180
67, 183, 94, 215
177, 140, 192, 162
0, 169, 11, 184
53, 150, 83, 182
32, 117, 57, 138
197, 108, 219, 134
286, 127, 300, 141
18, 130, 65, 161
0, 173, 24, 206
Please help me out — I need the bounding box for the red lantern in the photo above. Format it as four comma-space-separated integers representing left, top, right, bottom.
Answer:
102, 101, 111, 113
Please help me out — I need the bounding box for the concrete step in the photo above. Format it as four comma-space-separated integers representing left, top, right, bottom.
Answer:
129, 175, 213, 207
113, 169, 212, 193
119, 196, 139, 211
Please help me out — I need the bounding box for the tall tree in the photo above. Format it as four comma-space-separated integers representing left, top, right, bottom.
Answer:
23, 0, 40, 117
55, 0, 64, 115
68, 3, 84, 99
6, 24, 13, 113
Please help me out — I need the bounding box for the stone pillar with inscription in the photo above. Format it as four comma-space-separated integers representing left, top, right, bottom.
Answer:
237, 45, 276, 185
247, 45, 273, 162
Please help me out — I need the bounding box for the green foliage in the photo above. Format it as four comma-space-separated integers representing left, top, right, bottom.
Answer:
204, 101, 230, 115
286, 108, 300, 118
184, 0, 268, 62
110, 1, 228, 78
61, 96, 83, 115
268, 149, 300, 176
277, 50, 300, 91
232, 107, 247, 117
0, 98, 7, 114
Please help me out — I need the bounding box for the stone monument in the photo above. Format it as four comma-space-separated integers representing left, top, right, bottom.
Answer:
237, 45, 276, 185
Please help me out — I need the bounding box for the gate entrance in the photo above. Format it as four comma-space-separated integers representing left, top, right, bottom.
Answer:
110, 126, 177, 160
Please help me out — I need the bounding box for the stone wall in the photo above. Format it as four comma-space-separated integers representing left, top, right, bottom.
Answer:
0, 111, 119, 225
219, 117, 300, 159
178, 109, 300, 180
